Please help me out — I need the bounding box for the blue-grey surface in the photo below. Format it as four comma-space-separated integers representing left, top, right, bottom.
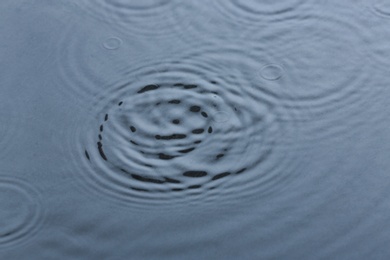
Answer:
1, 0, 390, 259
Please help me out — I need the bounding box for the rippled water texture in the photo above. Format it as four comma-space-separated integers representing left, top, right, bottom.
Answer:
1, 0, 390, 259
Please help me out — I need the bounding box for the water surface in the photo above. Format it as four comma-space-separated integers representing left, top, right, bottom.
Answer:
1, 0, 390, 259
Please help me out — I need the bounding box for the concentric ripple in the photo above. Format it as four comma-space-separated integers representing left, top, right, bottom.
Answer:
0, 176, 44, 248
65, 46, 305, 209
0, 95, 23, 159
371, 0, 390, 18
242, 8, 377, 141
70, 0, 193, 39
54, 17, 145, 106
212, 0, 310, 25
360, 0, 390, 69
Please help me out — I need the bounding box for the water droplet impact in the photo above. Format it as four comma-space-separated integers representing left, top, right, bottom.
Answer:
64, 47, 303, 209
102, 37, 122, 50
260, 64, 284, 81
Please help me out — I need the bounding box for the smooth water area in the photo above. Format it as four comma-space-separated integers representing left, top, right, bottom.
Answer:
1, 0, 390, 259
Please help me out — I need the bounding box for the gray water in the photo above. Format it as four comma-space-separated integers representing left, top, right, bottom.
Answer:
1, 0, 390, 259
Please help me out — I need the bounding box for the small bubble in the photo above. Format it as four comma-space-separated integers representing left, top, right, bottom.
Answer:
260, 64, 284, 81
130, 126, 136, 132
212, 111, 230, 123
102, 37, 122, 50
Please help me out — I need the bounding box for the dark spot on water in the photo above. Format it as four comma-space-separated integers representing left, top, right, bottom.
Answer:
201, 112, 208, 118
208, 127, 213, 133
216, 153, 224, 159
155, 134, 186, 140
158, 153, 176, 160
168, 99, 181, 104
172, 188, 183, 192
98, 134, 102, 140
0, 232, 12, 237
190, 106, 201, 112
236, 168, 247, 174
97, 142, 107, 161
164, 177, 181, 184
120, 168, 128, 173
173, 83, 184, 87
194, 140, 202, 144
130, 126, 136, 132
137, 84, 159, 94
183, 84, 197, 89
85, 150, 90, 161
131, 174, 164, 184
188, 185, 201, 189
183, 171, 208, 178
192, 128, 204, 134
212, 172, 231, 181
172, 119, 180, 124
118, 101, 123, 106
104, 114, 108, 121
100, 125, 103, 132
178, 147, 195, 153
210, 80, 217, 84
130, 140, 138, 145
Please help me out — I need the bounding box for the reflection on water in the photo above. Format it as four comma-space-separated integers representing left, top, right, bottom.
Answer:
1, 0, 390, 259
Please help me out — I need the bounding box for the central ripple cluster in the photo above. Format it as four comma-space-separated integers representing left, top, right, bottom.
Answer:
85, 82, 246, 193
